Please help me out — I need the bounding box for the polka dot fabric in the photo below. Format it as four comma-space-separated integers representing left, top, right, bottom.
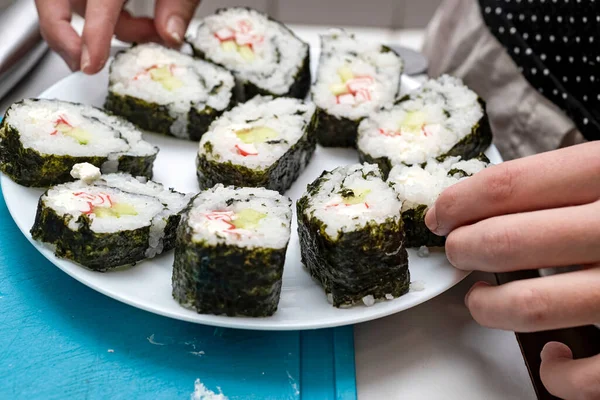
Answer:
479, 0, 600, 140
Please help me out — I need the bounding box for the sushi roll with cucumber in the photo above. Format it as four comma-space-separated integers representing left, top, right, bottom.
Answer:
189, 7, 310, 100
0, 99, 158, 187
388, 155, 490, 248
172, 184, 292, 317
312, 29, 403, 148
358, 75, 493, 177
105, 43, 235, 141
196, 96, 317, 193
30, 163, 191, 271
297, 163, 409, 308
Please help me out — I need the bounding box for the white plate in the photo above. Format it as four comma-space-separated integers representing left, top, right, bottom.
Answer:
1, 53, 502, 330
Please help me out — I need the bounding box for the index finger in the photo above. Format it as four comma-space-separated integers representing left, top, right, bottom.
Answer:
425, 141, 600, 236
80, 0, 126, 74
35, 0, 81, 70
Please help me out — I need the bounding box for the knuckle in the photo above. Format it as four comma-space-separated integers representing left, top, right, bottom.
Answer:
485, 165, 517, 204
480, 226, 517, 268
510, 288, 550, 331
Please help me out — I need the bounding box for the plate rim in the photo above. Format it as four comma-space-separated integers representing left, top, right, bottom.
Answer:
0, 71, 501, 330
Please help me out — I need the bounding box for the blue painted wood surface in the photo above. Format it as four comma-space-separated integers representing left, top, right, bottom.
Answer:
0, 184, 357, 400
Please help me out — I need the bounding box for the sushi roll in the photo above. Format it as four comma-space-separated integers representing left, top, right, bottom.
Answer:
387, 155, 490, 248
105, 43, 235, 141
312, 29, 403, 148
196, 96, 317, 194
297, 163, 409, 308
0, 99, 158, 187
189, 7, 310, 101
357, 75, 493, 177
172, 184, 292, 317
30, 163, 191, 271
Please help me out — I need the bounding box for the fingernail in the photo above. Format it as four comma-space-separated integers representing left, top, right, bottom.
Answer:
425, 206, 441, 234
80, 45, 91, 74
540, 342, 572, 361
166, 15, 185, 43
464, 281, 490, 306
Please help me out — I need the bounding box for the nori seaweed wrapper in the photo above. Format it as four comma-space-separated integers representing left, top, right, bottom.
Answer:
0, 106, 156, 187
314, 108, 360, 148
172, 205, 286, 317
296, 175, 410, 307
357, 150, 393, 179
436, 100, 493, 162
188, 7, 311, 102
231, 49, 311, 101
401, 204, 445, 248
196, 107, 318, 194
104, 92, 232, 142
30, 196, 152, 271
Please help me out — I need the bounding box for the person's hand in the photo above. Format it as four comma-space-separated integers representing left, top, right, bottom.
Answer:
35, 0, 201, 74
425, 141, 600, 399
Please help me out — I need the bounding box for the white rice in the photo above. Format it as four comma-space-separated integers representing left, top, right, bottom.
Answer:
357, 75, 484, 166
303, 163, 402, 239
96, 172, 193, 256
42, 169, 191, 259
191, 8, 308, 95
70, 162, 101, 183
5, 99, 157, 160
98, 173, 192, 212
198, 96, 316, 170
187, 184, 292, 249
44, 182, 165, 234
109, 43, 235, 138
312, 29, 403, 120
387, 156, 488, 211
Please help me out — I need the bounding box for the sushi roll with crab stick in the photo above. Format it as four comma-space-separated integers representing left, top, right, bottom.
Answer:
196, 96, 317, 194
297, 163, 409, 308
30, 163, 191, 271
311, 29, 404, 147
105, 43, 235, 141
0, 98, 158, 187
172, 184, 292, 317
357, 75, 493, 177
387, 155, 490, 248
189, 7, 311, 101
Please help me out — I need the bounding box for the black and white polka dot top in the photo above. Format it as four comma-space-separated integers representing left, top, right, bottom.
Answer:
478, 0, 599, 140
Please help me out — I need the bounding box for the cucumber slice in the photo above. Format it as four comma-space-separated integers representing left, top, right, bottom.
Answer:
329, 83, 348, 96
399, 111, 428, 133
94, 203, 138, 218
337, 65, 354, 83
221, 40, 238, 52
56, 123, 92, 145
149, 66, 183, 91
341, 188, 371, 205
235, 126, 278, 143
232, 208, 266, 229
239, 45, 255, 61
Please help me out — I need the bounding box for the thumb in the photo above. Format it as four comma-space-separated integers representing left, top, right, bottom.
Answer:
540, 341, 600, 400
154, 0, 201, 46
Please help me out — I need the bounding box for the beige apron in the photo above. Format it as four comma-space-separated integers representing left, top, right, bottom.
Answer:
422, 0, 586, 160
